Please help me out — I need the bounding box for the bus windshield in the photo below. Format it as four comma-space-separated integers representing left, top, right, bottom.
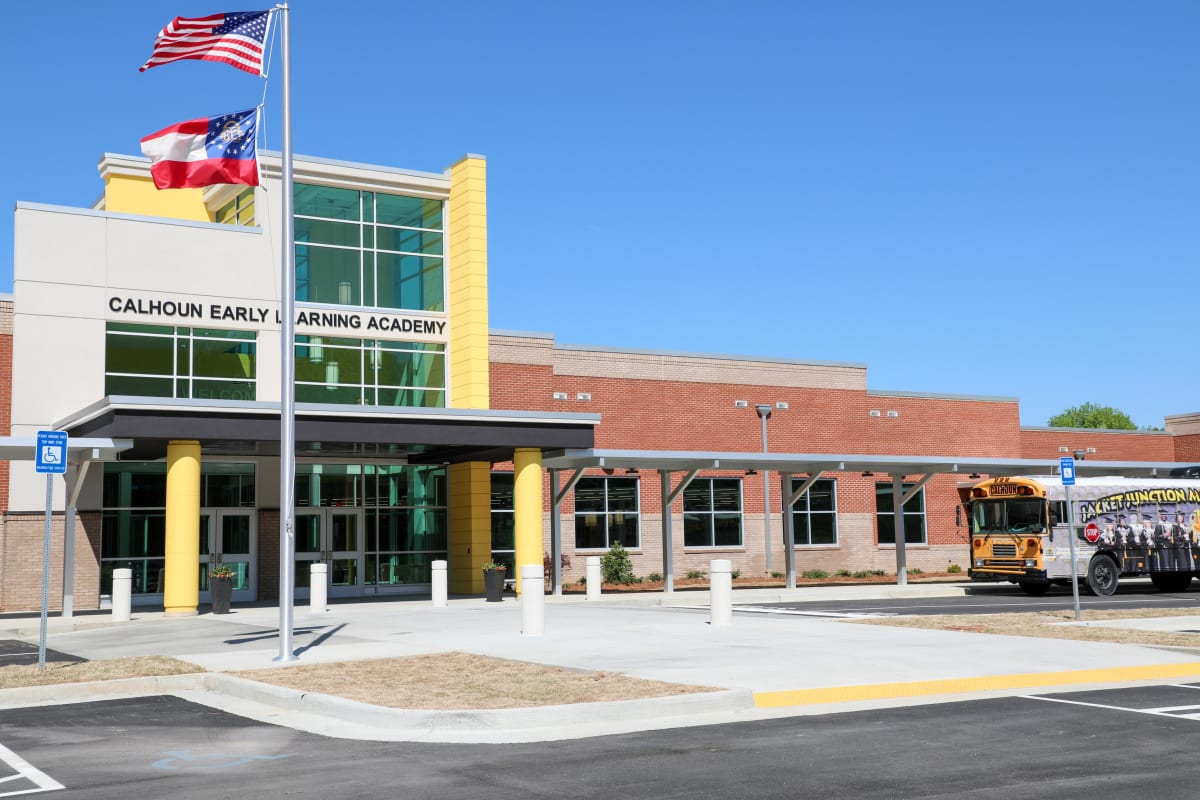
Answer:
972, 499, 1045, 534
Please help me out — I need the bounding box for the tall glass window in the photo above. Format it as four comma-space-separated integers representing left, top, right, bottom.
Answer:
574, 477, 639, 549
683, 478, 743, 548
294, 335, 445, 407
102, 462, 256, 596
491, 472, 516, 573
106, 323, 256, 401
790, 478, 838, 545
876, 482, 927, 544
294, 183, 445, 312
364, 465, 448, 589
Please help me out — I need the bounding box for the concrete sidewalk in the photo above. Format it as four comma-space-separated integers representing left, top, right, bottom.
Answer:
4, 583, 1200, 742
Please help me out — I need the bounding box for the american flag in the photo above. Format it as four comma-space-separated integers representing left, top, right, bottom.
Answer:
139, 11, 272, 76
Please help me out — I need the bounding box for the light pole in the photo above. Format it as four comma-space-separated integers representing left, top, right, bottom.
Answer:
755, 404, 773, 573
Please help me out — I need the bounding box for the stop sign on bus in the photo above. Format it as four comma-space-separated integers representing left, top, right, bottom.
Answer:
1084, 522, 1101, 543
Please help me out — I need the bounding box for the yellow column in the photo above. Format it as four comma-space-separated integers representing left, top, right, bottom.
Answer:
447, 155, 490, 410
513, 448, 543, 596
164, 440, 201, 616
448, 461, 492, 594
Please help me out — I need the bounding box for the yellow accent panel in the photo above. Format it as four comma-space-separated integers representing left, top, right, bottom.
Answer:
513, 449, 543, 596
164, 441, 201, 616
105, 175, 211, 221
449, 462, 492, 594
447, 155, 490, 410
753, 662, 1200, 708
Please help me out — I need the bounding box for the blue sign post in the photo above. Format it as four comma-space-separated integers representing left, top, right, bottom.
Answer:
35, 430, 68, 671
1060, 456, 1081, 619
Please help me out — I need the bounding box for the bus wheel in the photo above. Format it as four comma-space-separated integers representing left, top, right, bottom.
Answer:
1150, 573, 1192, 592
1086, 556, 1120, 596
1018, 579, 1051, 596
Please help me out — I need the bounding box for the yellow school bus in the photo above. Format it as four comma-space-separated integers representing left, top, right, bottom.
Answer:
958, 475, 1200, 596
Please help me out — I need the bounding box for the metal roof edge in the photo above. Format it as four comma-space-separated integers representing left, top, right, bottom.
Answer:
1020, 425, 1171, 436
551, 343, 867, 370
868, 389, 1020, 403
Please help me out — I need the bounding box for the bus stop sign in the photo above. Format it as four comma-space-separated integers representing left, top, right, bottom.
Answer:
1060, 456, 1076, 486
35, 431, 68, 475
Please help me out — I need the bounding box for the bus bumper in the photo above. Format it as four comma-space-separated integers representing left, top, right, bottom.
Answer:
968, 567, 1047, 582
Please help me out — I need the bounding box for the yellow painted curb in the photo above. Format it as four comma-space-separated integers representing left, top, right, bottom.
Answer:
753, 662, 1200, 708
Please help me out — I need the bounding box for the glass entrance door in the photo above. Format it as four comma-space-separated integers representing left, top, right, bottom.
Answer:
199, 510, 255, 603
295, 508, 364, 598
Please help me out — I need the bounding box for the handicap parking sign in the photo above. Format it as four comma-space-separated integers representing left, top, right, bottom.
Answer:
35, 431, 68, 474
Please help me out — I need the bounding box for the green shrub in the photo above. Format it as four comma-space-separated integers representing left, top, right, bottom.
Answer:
851, 570, 873, 578
600, 542, 637, 585
835, 569, 852, 577
731, 570, 741, 579
685, 570, 707, 580
947, 564, 962, 574
647, 572, 663, 582
907, 567, 923, 575
770, 571, 784, 579
801, 569, 829, 579
872, 569, 886, 576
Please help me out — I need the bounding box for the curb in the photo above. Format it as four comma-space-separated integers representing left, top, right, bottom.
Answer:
0, 672, 755, 744
204, 673, 754, 743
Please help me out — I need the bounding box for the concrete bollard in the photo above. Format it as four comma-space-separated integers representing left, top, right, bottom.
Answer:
520, 564, 544, 636
310, 562, 328, 613
431, 559, 448, 607
710, 559, 732, 626
112, 568, 132, 622
586, 556, 601, 601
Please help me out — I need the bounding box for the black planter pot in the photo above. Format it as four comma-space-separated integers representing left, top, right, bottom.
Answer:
483, 568, 506, 602
210, 576, 233, 614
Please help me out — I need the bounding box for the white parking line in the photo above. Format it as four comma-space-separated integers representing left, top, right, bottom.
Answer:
0, 743, 64, 796
1024, 694, 1200, 722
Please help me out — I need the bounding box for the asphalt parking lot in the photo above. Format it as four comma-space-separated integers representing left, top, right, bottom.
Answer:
6, 685, 1200, 799
738, 582, 1200, 617
0, 639, 82, 668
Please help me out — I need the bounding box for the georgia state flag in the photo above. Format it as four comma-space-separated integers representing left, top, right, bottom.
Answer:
140, 108, 260, 190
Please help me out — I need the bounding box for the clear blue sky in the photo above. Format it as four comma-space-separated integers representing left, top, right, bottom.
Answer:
4, 2, 1198, 430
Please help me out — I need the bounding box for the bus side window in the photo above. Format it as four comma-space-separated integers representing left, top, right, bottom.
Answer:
1049, 500, 1066, 526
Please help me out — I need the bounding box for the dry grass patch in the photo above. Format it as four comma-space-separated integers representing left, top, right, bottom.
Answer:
0, 656, 202, 690
853, 607, 1200, 649
230, 652, 719, 710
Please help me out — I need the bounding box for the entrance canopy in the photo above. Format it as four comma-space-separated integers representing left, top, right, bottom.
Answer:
55, 397, 599, 463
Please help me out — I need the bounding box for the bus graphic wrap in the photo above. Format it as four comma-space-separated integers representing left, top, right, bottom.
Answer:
958, 476, 1200, 596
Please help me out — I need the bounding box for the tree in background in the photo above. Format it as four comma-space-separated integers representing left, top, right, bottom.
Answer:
1047, 402, 1136, 430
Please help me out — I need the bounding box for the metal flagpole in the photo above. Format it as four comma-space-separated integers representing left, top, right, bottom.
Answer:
274, 2, 297, 664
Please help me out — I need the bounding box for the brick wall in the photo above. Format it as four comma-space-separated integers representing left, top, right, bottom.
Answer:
0, 511, 101, 613
1019, 427, 1175, 462
258, 509, 279, 602
490, 335, 1010, 576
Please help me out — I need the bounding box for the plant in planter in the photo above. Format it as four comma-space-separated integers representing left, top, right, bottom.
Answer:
208, 563, 236, 614
481, 560, 507, 603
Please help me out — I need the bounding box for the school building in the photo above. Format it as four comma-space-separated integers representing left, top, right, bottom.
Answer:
3, 149, 1200, 613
